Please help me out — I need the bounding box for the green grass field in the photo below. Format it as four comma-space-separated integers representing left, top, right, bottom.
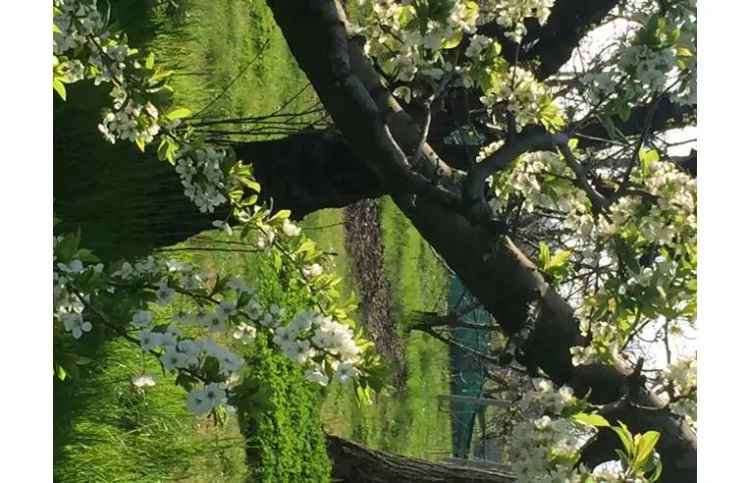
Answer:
54, 0, 454, 480
55, 1, 327, 481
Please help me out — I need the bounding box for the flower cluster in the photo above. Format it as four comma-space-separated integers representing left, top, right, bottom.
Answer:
479, 66, 562, 132
54, 0, 167, 147
53, 236, 104, 339
486, 141, 696, 371
578, 2, 696, 109
54, 218, 370, 415
356, 1, 563, 131
120, 261, 364, 410
652, 355, 697, 426
98, 100, 161, 146
504, 380, 595, 482
174, 146, 229, 213
53, 0, 105, 56
486, 141, 588, 214
570, 158, 696, 366
187, 382, 229, 416
660, 355, 697, 398
485, 0, 556, 43
356, 0, 479, 83
273, 311, 361, 385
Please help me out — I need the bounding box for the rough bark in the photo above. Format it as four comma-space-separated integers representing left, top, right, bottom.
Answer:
55, 126, 381, 259
327, 435, 513, 483
264, 2, 696, 481
235, 131, 385, 218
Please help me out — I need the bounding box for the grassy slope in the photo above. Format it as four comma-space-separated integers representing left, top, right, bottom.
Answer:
54, 1, 328, 482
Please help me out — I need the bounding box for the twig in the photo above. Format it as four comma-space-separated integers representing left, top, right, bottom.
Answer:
190, 38, 271, 120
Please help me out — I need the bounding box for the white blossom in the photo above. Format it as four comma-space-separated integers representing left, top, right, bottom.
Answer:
131, 310, 153, 328
132, 374, 156, 388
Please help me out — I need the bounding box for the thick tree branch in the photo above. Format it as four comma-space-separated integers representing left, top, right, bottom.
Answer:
235, 131, 386, 218
478, 0, 619, 79
55, 128, 383, 259
263, 2, 696, 481
327, 435, 514, 483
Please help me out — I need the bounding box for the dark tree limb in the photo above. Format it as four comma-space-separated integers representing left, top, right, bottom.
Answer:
327, 435, 514, 483
54, 126, 383, 260
235, 131, 385, 218
478, 0, 620, 79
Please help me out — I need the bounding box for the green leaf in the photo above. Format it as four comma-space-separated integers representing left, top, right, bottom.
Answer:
610, 422, 635, 458
648, 456, 663, 482
442, 31, 463, 49
617, 102, 632, 122
615, 449, 630, 469
239, 177, 261, 193
634, 431, 661, 467
56, 230, 81, 262
396, 5, 417, 29
55, 364, 67, 381
639, 148, 659, 177
75, 248, 100, 263
157, 137, 179, 165
668, 27, 681, 45
272, 251, 282, 272
135, 137, 146, 152
53, 78, 67, 101
546, 250, 572, 270
166, 107, 192, 120
538, 241, 551, 268
269, 209, 291, 222
464, 1, 479, 22
572, 412, 610, 427
145, 51, 155, 70
295, 239, 316, 256
175, 372, 199, 392
201, 356, 221, 379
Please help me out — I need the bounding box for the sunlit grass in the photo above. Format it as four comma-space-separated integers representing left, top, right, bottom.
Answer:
54, 1, 326, 481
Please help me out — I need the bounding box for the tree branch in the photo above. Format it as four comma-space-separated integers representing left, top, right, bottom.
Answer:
478, 0, 619, 80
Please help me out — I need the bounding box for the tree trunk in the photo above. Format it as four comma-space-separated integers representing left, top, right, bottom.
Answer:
53, 3, 697, 479
235, 131, 384, 218
54, 102, 381, 260
327, 435, 513, 483
264, 2, 696, 481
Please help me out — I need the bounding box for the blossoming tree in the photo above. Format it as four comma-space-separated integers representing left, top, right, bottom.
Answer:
53, 0, 697, 481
